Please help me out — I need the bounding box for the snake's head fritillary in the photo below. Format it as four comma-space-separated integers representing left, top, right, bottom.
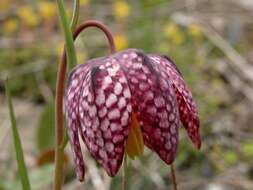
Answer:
148, 54, 201, 149
65, 49, 201, 181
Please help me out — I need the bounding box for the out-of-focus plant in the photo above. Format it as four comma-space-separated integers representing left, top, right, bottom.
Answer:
242, 140, 253, 160
38, 1, 57, 21
3, 18, 18, 34
0, 0, 11, 13
80, 0, 89, 6
164, 23, 185, 45
18, 5, 40, 28
188, 24, 203, 40
115, 34, 128, 50
113, 0, 130, 20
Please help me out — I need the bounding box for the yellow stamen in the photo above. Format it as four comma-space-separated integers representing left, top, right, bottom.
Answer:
125, 113, 144, 159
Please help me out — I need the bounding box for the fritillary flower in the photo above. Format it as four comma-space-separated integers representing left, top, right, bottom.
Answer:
65, 48, 201, 181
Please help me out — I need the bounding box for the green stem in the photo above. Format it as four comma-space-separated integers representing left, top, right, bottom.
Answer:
170, 164, 178, 190
121, 155, 127, 190
54, 1, 79, 190
5, 79, 31, 190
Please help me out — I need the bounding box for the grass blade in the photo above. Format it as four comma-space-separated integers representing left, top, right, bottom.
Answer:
54, 1, 80, 189
5, 79, 31, 190
71, 0, 80, 32
58, 0, 80, 150
56, 0, 77, 70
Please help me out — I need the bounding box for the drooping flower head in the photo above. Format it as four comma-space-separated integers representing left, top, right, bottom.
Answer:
65, 48, 201, 181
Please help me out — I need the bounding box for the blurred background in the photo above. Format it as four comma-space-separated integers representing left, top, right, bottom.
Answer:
1, 0, 253, 189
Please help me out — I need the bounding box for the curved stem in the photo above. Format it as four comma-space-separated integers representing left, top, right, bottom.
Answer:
72, 20, 116, 53
54, 48, 67, 190
54, 20, 115, 190
170, 164, 178, 190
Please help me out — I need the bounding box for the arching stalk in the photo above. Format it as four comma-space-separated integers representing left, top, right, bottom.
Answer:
54, 18, 115, 189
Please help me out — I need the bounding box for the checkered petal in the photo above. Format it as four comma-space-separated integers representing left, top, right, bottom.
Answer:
65, 48, 201, 180
65, 64, 88, 181
77, 58, 132, 177
148, 54, 201, 149
114, 49, 180, 164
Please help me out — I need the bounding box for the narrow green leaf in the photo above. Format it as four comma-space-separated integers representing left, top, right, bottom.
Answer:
71, 0, 80, 32
56, 0, 77, 70
59, 0, 80, 150
5, 79, 31, 190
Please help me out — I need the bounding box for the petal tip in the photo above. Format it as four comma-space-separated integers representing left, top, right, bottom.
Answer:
192, 133, 201, 150
104, 165, 119, 178
78, 174, 85, 182
195, 140, 201, 150
76, 167, 85, 182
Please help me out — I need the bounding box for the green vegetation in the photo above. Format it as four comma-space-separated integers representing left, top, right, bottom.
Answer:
1, 0, 253, 189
